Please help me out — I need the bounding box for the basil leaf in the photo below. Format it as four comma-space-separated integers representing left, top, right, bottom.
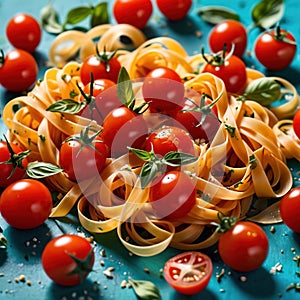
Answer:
40, 4, 63, 34
46, 99, 84, 114
129, 278, 161, 300
91, 2, 109, 28
243, 78, 281, 106
140, 162, 160, 189
0, 227, 8, 250
117, 67, 135, 106
251, 0, 284, 29
128, 147, 153, 161
65, 6, 93, 25
197, 6, 240, 25
26, 162, 63, 179
163, 151, 197, 167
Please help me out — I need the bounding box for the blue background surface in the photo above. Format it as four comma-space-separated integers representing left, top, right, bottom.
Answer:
0, 0, 300, 299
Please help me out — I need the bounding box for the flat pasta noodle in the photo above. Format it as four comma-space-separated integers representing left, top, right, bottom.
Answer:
2, 25, 299, 256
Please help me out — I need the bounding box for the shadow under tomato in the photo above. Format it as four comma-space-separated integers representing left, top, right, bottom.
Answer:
168, 287, 218, 300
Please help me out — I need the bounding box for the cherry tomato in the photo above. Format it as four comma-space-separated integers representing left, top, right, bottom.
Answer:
0, 179, 52, 229
142, 67, 185, 115
41, 234, 95, 286
113, 0, 153, 29
59, 133, 108, 181
101, 106, 148, 157
0, 141, 29, 188
218, 221, 269, 272
144, 125, 195, 158
293, 109, 300, 139
149, 170, 196, 220
202, 53, 247, 94
0, 49, 38, 92
254, 26, 296, 70
280, 187, 300, 233
156, 0, 192, 21
6, 13, 41, 53
164, 251, 213, 295
208, 20, 247, 57
80, 52, 121, 85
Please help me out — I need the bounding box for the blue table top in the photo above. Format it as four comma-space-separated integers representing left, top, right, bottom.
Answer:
0, 1, 300, 299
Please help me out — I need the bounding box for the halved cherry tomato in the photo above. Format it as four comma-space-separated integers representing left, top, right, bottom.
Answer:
41, 234, 95, 286
293, 109, 300, 140
6, 13, 41, 53
113, 0, 153, 29
218, 220, 269, 272
280, 187, 300, 233
0, 49, 38, 92
0, 179, 52, 229
156, 0, 192, 21
164, 251, 213, 295
208, 20, 247, 57
149, 170, 196, 220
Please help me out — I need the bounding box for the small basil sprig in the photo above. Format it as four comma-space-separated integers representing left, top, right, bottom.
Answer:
129, 278, 161, 300
240, 77, 281, 106
197, 6, 240, 25
129, 147, 197, 189
26, 162, 63, 179
40, 2, 109, 34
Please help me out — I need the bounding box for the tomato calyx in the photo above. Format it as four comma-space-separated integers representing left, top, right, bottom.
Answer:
272, 23, 297, 45
202, 43, 235, 67
129, 147, 197, 189
67, 248, 94, 283
95, 46, 118, 73
216, 213, 237, 233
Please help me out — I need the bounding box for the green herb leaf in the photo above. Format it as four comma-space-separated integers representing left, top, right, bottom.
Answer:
243, 77, 281, 106
197, 6, 240, 24
117, 67, 135, 106
46, 99, 85, 114
129, 278, 161, 300
128, 147, 153, 161
65, 6, 93, 25
91, 2, 109, 28
26, 162, 63, 179
40, 4, 63, 34
140, 162, 161, 189
0, 226, 8, 250
163, 151, 197, 167
251, 0, 284, 29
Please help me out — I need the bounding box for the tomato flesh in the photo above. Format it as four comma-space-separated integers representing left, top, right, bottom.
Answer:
293, 109, 300, 140
156, 0, 192, 21
164, 251, 213, 295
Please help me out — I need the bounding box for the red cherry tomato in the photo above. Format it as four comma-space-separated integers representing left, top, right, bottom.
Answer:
101, 106, 148, 157
0, 179, 52, 229
59, 133, 108, 181
80, 52, 121, 85
280, 187, 300, 233
142, 67, 185, 115
113, 0, 153, 29
218, 221, 269, 272
156, 0, 192, 21
293, 109, 300, 139
254, 27, 296, 70
202, 54, 247, 94
0, 141, 28, 188
208, 20, 247, 57
164, 251, 213, 295
6, 13, 41, 53
42, 234, 95, 286
0, 49, 38, 92
149, 170, 196, 220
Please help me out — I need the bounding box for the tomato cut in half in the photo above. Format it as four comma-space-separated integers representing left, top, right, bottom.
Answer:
164, 251, 213, 295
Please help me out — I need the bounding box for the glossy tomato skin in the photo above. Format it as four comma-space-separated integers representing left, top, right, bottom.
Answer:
293, 109, 300, 140
80, 54, 121, 85
164, 251, 213, 295
209, 20, 247, 57
254, 29, 296, 70
59, 136, 108, 181
101, 106, 149, 157
156, 0, 192, 21
0, 49, 38, 92
113, 0, 153, 29
218, 221, 269, 272
202, 55, 247, 94
6, 13, 41, 53
42, 234, 95, 286
0, 179, 52, 229
149, 170, 196, 220
142, 67, 185, 115
0, 141, 28, 188
280, 187, 300, 233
